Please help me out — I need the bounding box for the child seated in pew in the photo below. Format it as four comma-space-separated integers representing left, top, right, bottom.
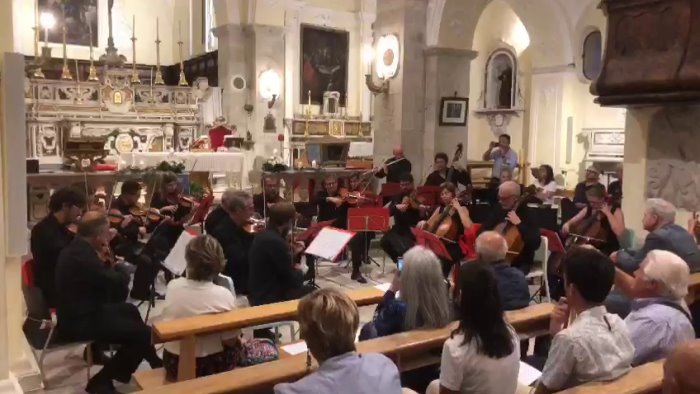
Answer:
160, 235, 278, 381
359, 246, 452, 392
663, 339, 700, 393
426, 261, 521, 394
274, 288, 403, 394
533, 247, 634, 394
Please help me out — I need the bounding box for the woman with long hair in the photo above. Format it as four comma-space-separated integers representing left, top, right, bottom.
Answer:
427, 261, 520, 394
533, 164, 557, 203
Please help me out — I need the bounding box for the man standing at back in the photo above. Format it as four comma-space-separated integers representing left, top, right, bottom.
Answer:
375, 145, 412, 184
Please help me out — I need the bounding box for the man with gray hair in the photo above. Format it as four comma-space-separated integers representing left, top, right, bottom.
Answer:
210, 189, 258, 295
611, 198, 700, 274
204, 188, 237, 235
612, 250, 695, 365
475, 231, 530, 310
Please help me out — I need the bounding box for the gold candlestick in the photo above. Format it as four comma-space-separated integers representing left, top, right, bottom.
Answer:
87, 22, 98, 81
149, 67, 155, 105
74, 59, 83, 103
177, 21, 188, 86
304, 90, 311, 137
154, 17, 164, 85
32, 2, 45, 79
130, 15, 140, 84
60, 5, 72, 80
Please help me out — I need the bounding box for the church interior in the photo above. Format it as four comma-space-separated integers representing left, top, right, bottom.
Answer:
1, 0, 700, 393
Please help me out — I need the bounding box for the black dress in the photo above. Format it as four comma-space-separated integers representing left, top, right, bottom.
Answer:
380, 191, 422, 262
428, 205, 465, 277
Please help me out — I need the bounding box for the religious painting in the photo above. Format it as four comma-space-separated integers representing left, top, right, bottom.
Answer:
38, 0, 98, 46
300, 25, 349, 106
439, 97, 468, 126
484, 49, 517, 109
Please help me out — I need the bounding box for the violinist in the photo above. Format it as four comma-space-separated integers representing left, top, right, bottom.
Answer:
30, 187, 86, 308
210, 190, 257, 295
109, 180, 160, 301
478, 181, 540, 274
149, 172, 189, 250
346, 173, 372, 283
561, 184, 625, 256
312, 175, 348, 229
380, 172, 426, 264
417, 182, 471, 277
253, 175, 282, 217
55, 211, 162, 393
424, 152, 472, 190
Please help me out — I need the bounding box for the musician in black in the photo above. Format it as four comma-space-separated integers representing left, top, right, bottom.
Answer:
424, 152, 472, 189
30, 187, 85, 308
345, 173, 372, 283
561, 183, 625, 256
109, 180, 159, 301
374, 145, 412, 183
312, 175, 348, 229
149, 171, 187, 253
211, 190, 257, 295
253, 175, 282, 217
477, 180, 541, 274
204, 189, 233, 235
417, 182, 471, 277
55, 212, 161, 394
380, 172, 425, 263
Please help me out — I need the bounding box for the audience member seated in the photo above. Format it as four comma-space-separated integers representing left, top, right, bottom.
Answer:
360, 247, 451, 392
474, 231, 530, 311
611, 250, 695, 365
204, 189, 233, 235
663, 340, 700, 394
55, 212, 161, 394
211, 189, 257, 295
572, 166, 604, 209
533, 247, 633, 394
607, 198, 700, 316
532, 164, 558, 204
161, 235, 277, 380
248, 202, 314, 307
426, 261, 520, 394
274, 288, 403, 394
30, 187, 85, 308
608, 166, 623, 206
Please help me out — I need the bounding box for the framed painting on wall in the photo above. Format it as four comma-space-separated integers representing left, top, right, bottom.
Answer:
300, 24, 349, 107
38, 0, 98, 46
439, 97, 469, 126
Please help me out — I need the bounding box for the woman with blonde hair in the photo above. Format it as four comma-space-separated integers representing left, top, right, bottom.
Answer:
275, 288, 402, 394
161, 235, 277, 380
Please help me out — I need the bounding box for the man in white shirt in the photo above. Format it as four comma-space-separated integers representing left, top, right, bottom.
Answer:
534, 247, 634, 393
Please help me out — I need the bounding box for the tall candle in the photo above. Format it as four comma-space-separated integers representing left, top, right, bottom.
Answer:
178, 20, 182, 41
132, 14, 135, 35
156, 17, 159, 40
74, 59, 79, 82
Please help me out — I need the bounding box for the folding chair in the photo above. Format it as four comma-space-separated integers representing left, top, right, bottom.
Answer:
526, 235, 551, 303
21, 260, 94, 388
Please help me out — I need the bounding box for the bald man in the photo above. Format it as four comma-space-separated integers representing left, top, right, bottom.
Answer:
475, 231, 530, 311
55, 211, 161, 393
663, 340, 700, 394
477, 181, 541, 274
374, 145, 412, 184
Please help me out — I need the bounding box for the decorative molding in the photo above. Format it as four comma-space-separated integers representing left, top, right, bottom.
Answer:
531, 64, 577, 75
426, 0, 447, 46
473, 110, 523, 137
424, 47, 478, 59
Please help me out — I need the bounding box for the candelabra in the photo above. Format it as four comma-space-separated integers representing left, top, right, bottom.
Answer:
177, 21, 188, 86
130, 15, 141, 84
87, 22, 99, 81
60, 6, 72, 80
154, 18, 165, 85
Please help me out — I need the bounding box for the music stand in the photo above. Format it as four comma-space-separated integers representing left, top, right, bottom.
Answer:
417, 186, 441, 207
411, 228, 453, 262
295, 220, 334, 287
189, 194, 214, 229
347, 207, 390, 270
540, 228, 565, 254
380, 183, 402, 205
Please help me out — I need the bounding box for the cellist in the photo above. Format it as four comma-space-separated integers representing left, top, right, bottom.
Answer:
478, 181, 540, 274
417, 182, 471, 277
561, 183, 625, 256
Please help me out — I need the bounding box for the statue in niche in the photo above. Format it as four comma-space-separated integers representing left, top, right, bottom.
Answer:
498, 66, 513, 109
484, 50, 517, 110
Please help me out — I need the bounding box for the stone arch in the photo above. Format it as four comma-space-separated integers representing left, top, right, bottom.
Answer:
432, 0, 573, 68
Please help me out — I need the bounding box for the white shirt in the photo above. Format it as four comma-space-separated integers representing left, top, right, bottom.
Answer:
439, 325, 520, 394
534, 180, 558, 203
540, 306, 634, 391
162, 278, 239, 357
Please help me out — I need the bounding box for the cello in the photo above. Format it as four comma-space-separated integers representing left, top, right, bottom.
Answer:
493, 187, 536, 262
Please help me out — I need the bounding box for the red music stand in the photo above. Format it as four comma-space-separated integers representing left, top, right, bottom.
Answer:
380, 183, 402, 199
540, 228, 565, 254
296, 220, 335, 243
417, 186, 441, 207
189, 194, 215, 226
411, 228, 453, 262
347, 207, 390, 269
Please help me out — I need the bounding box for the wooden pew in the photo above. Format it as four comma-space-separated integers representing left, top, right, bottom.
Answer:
137, 303, 554, 393
555, 360, 664, 394
137, 287, 384, 386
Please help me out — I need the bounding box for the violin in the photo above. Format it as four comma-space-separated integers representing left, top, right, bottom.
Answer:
401, 190, 426, 210
244, 217, 267, 234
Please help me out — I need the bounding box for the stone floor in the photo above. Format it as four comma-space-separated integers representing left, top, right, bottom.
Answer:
34, 249, 396, 393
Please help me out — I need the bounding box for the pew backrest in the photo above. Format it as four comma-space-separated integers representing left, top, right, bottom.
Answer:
555, 360, 664, 394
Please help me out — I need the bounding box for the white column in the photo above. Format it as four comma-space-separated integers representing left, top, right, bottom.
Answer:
0, 54, 32, 394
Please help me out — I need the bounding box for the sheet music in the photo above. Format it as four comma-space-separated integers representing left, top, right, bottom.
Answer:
281, 341, 308, 355
305, 227, 356, 261
518, 361, 542, 386
163, 230, 196, 275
